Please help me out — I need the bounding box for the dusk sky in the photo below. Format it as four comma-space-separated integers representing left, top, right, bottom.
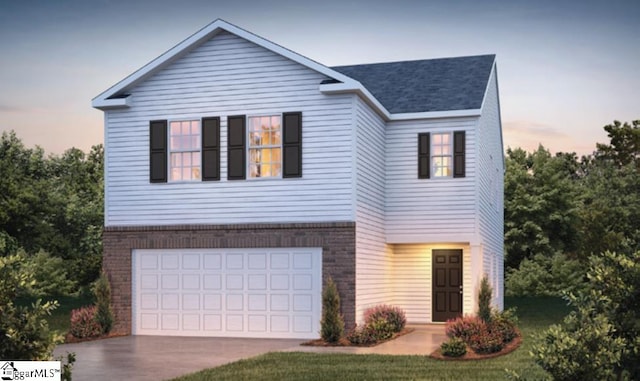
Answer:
1, 0, 638, 156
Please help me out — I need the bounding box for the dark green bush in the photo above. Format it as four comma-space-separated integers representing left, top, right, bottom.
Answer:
93, 272, 113, 334
320, 277, 344, 343
440, 337, 467, 357
478, 275, 493, 323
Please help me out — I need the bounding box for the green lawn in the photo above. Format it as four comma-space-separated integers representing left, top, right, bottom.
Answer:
172, 297, 569, 381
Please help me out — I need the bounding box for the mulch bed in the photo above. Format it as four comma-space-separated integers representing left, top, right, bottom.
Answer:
64, 332, 127, 344
429, 334, 523, 360
301, 328, 415, 347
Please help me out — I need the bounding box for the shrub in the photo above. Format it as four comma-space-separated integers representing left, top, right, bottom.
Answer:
346, 318, 394, 345
478, 275, 493, 323
363, 305, 406, 333
468, 327, 505, 354
445, 315, 484, 342
20, 250, 77, 297
347, 324, 377, 346
505, 253, 585, 297
446, 310, 519, 355
93, 272, 113, 334
492, 308, 519, 344
69, 305, 102, 339
531, 251, 640, 380
320, 277, 344, 343
440, 337, 467, 357
0, 254, 63, 360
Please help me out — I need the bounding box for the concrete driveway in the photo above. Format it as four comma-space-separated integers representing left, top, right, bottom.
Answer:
53, 326, 445, 380
53, 335, 305, 381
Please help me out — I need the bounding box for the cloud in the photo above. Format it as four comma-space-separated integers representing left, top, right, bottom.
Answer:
0, 105, 22, 113
503, 120, 569, 139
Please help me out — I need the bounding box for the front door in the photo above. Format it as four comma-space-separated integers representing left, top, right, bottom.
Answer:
432, 249, 463, 322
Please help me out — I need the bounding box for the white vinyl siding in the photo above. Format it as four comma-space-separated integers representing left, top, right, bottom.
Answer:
354, 98, 393, 322
104, 31, 355, 226
392, 244, 471, 323
385, 118, 478, 243
476, 66, 505, 309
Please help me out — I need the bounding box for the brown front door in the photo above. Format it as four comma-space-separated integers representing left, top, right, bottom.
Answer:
432, 249, 463, 322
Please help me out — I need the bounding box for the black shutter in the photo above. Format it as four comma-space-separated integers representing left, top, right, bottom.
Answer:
453, 131, 466, 178
150, 120, 167, 183
202, 117, 220, 181
282, 112, 302, 178
418, 132, 430, 179
227, 115, 246, 180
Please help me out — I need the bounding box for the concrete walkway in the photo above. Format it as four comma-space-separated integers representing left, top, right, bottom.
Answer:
53, 325, 446, 380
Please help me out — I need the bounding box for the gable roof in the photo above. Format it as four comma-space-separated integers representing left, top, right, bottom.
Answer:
331, 55, 495, 114
92, 19, 494, 121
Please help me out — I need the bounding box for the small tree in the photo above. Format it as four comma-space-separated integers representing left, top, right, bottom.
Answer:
478, 274, 493, 323
320, 277, 344, 343
93, 272, 114, 334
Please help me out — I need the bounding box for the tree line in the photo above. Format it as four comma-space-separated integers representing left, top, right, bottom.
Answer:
0, 131, 103, 291
504, 120, 639, 296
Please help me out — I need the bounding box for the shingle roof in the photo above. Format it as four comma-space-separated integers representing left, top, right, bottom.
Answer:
331, 54, 495, 114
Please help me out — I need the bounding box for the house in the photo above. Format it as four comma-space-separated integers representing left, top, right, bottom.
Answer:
93, 19, 504, 339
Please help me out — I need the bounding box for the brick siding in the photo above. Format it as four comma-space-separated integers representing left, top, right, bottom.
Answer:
102, 222, 356, 335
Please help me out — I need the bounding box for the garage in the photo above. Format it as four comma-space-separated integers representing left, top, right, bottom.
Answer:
132, 248, 322, 339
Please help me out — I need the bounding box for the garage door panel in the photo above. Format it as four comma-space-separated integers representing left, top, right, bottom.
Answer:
203, 274, 221, 289
133, 248, 321, 339
162, 254, 179, 270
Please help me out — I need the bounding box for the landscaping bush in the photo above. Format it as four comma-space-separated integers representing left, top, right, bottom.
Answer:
492, 308, 519, 344
446, 310, 519, 355
320, 277, 344, 343
506, 253, 585, 297
93, 272, 113, 334
445, 315, 484, 342
440, 337, 467, 357
20, 250, 77, 297
478, 275, 493, 323
363, 305, 406, 333
468, 327, 505, 354
69, 305, 102, 339
347, 318, 394, 345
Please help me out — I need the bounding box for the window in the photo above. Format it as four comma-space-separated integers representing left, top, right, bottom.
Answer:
248, 116, 282, 178
432, 132, 452, 177
417, 131, 465, 179
169, 120, 201, 181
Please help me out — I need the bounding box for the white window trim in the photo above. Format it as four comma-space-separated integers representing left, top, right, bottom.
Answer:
431, 131, 453, 178
246, 114, 283, 180
168, 119, 202, 183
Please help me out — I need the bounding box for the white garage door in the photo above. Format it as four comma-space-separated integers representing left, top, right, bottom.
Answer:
132, 248, 322, 339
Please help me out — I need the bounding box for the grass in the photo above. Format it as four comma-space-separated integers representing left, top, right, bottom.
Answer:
172, 297, 570, 381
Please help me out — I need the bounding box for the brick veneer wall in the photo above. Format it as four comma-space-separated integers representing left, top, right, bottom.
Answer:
102, 222, 356, 335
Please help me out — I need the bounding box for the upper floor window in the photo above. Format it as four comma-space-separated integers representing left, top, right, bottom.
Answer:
432, 132, 452, 177
248, 116, 282, 178
417, 130, 465, 179
169, 120, 201, 181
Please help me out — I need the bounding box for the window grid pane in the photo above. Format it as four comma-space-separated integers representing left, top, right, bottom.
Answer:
169, 120, 201, 181
432, 132, 452, 178
248, 116, 282, 178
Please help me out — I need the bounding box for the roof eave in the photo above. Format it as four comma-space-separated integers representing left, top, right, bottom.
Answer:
389, 109, 481, 121
92, 97, 131, 110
